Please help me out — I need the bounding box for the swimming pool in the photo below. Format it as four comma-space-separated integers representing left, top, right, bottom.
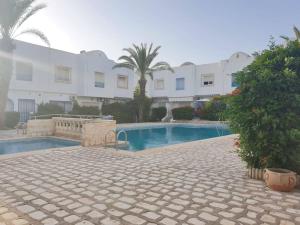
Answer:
0, 137, 80, 155
118, 125, 231, 151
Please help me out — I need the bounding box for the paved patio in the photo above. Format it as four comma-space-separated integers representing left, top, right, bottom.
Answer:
0, 135, 299, 225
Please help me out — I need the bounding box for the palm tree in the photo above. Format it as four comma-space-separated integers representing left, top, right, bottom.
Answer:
281, 26, 300, 41
0, 0, 49, 128
113, 43, 174, 122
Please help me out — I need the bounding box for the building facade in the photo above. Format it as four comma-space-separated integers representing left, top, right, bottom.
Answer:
5, 40, 134, 121
4, 41, 254, 121
149, 52, 254, 109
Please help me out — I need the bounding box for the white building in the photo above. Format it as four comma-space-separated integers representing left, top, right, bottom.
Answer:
149, 52, 254, 109
5, 40, 134, 121
4, 40, 254, 121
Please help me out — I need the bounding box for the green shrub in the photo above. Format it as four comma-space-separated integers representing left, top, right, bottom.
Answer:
102, 95, 152, 123
172, 107, 194, 120
69, 102, 100, 115
102, 102, 135, 123
132, 95, 152, 122
226, 40, 300, 173
201, 96, 227, 121
37, 103, 64, 115
5, 112, 20, 128
151, 107, 167, 121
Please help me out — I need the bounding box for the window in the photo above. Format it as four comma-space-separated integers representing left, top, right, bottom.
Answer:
95, 72, 105, 88
176, 78, 185, 90
231, 74, 239, 87
154, 79, 164, 90
16, 61, 33, 81
117, 75, 128, 89
202, 74, 214, 86
55, 66, 71, 83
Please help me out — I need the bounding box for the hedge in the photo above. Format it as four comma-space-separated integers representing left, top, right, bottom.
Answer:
5, 112, 20, 128
37, 103, 64, 115
69, 102, 100, 115
172, 107, 193, 120
151, 107, 167, 122
226, 40, 300, 173
201, 96, 227, 121
102, 102, 135, 123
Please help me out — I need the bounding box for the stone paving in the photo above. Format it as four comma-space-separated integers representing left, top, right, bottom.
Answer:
0, 135, 299, 225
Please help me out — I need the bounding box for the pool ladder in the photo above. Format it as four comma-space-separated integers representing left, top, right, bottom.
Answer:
104, 129, 128, 150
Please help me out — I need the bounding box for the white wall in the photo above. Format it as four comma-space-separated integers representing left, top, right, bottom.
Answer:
6, 40, 253, 114
7, 40, 134, 112
150, 52, 254, 101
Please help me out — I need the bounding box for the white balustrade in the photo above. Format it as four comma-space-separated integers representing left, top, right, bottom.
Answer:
53, 117, 89, 139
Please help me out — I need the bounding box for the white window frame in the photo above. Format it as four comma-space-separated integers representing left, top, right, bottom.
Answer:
16, 61, 33, 81
95, 72, 105, 88
154, 79, 164, 90
201, 73, 214, 87
55, 66, 72, 83
117, 75, 128, 89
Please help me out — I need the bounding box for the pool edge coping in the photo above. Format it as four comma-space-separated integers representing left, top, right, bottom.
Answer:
0, 134, 239, 160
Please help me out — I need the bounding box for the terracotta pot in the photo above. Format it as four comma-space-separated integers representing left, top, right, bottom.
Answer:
264, 168, 297, 192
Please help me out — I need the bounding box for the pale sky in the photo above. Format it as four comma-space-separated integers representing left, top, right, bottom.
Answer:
18, 0, 300, 66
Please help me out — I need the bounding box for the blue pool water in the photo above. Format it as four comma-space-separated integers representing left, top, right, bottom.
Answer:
118, 125, 231, 151
0, 138, 80, 155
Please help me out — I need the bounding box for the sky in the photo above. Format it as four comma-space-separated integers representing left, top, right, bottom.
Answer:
18, 0, 300, 66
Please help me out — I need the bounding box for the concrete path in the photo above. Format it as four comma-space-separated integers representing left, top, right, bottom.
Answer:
0, 136, 299, 225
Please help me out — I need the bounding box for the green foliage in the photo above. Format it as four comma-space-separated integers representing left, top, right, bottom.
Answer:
201, 96, 227, 121
0, 0, 48, 129
5, 112, 19, 128
132, 95, 152, 122
113, 43, 174, 82
172, 107, 194, 120
113, 43, 173, 122
151, 107, 167, 122
102, 95, 152, 124
37, 103, 64, 115
69, 102, 100, 115
102, 102, 135, 123
226, 41, 300, 173
0, 0, 49, 46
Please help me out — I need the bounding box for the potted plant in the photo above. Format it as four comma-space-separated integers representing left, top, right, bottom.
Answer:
264, 168, 297, 192
226, 40, 300, 192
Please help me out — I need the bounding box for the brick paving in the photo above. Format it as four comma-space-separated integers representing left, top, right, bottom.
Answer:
0, 135, 299, 225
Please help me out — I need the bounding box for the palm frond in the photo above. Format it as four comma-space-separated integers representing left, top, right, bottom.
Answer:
293, 26, 300, 40
15, 28, 50, 46
2, 0, 35, 36
118, 55, 137, 67
146, 45, 161, 68
147, 71, 153, 80
14, 3, 47, 33
112, 63, 134, 70
0, 0, 48, 47
115, 43, 173, 84
280, 35, 290, 41
151, 61, 174, 73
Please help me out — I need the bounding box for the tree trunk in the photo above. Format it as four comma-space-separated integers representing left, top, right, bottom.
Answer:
139, 78, 147, 97
138, 78, 147, 122
0, 41, 14, 129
